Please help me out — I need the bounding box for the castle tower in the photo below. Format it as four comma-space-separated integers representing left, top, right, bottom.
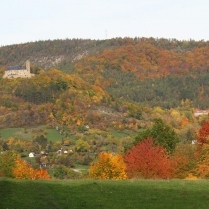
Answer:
26, 60, 30, 73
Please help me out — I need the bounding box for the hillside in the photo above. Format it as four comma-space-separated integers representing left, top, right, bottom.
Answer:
71, 38, 209, 108
0, 38, 131, 69
1, 37, 209, 108
0, 68, 143, 131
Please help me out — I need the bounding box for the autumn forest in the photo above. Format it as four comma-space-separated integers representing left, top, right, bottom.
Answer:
1, 37, 209, 180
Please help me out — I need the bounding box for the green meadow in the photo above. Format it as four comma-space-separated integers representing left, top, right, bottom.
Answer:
0, 178, 209, 209
0, 126, 62, 142
0, 126, 136, 143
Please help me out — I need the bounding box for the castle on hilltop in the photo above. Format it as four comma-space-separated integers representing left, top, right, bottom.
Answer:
3, 60, 34, 79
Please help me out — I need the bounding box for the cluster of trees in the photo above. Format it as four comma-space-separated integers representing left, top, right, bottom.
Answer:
14, 77, 68, 104
0, 131, 129, 180
0, 151, 50, 180
103, 69, 209, 109
71, 41, 209, 109
89, 119, 209, 180
13, 158, 50, 180
1, 118, 209, 180
0, 69, 113, 128
0, 129, 132, 166
73, 38, 209, 80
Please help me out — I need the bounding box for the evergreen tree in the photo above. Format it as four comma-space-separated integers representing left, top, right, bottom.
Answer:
134, 118, 179, 152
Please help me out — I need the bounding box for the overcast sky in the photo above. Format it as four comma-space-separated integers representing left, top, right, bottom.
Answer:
1, 0, 209, 46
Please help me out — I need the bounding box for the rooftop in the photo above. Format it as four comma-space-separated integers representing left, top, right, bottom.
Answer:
6, 65, 23, 71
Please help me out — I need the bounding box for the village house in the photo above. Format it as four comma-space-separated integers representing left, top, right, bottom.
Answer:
3, 60, 34, 79
194, 109, 209, 117
29, 152, 35, 158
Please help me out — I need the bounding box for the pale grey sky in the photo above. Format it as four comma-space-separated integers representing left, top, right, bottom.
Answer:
1, 0, 209, 46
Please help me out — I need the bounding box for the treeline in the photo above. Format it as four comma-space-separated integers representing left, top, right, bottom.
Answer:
0, 39, 94, 66
1, 37, 209, 68
0, 37, 141, 67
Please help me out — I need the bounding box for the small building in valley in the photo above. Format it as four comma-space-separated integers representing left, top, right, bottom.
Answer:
194, 109, 209, 117
29, 152, 35, 157
3, 60, 34, 79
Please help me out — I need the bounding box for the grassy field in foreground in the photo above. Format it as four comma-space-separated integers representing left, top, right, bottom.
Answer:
1, 179, 209, 209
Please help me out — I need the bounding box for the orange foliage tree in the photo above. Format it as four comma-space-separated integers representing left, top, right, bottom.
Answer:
197, 120, 209, 145
194, 120, 209, 178
124, 138, 177, 179
13, 158, 50, 180
89, 152, 127, 180
178, 120, 209, 179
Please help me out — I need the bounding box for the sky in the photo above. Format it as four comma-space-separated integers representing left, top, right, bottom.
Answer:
1, 0, 209, 46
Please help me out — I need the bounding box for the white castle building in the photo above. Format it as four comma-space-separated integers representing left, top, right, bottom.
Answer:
3, 60, 34, 79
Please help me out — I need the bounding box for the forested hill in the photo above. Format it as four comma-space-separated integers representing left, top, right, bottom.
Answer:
1, 37, 209, 70
0, 68, 143, 129
1, 37, 209, 108
0, 38, 137, 68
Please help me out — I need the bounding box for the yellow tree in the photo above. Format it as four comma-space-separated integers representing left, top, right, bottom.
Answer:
195, 143, 209, 179
75, 139, 90, 152
89, 152, 127, 180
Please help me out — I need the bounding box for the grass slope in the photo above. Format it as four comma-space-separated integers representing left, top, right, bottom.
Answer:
0, 128, 25, 139
0, 127, 137, 143
0, 178, 209, 209
0, 126, 62, 141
